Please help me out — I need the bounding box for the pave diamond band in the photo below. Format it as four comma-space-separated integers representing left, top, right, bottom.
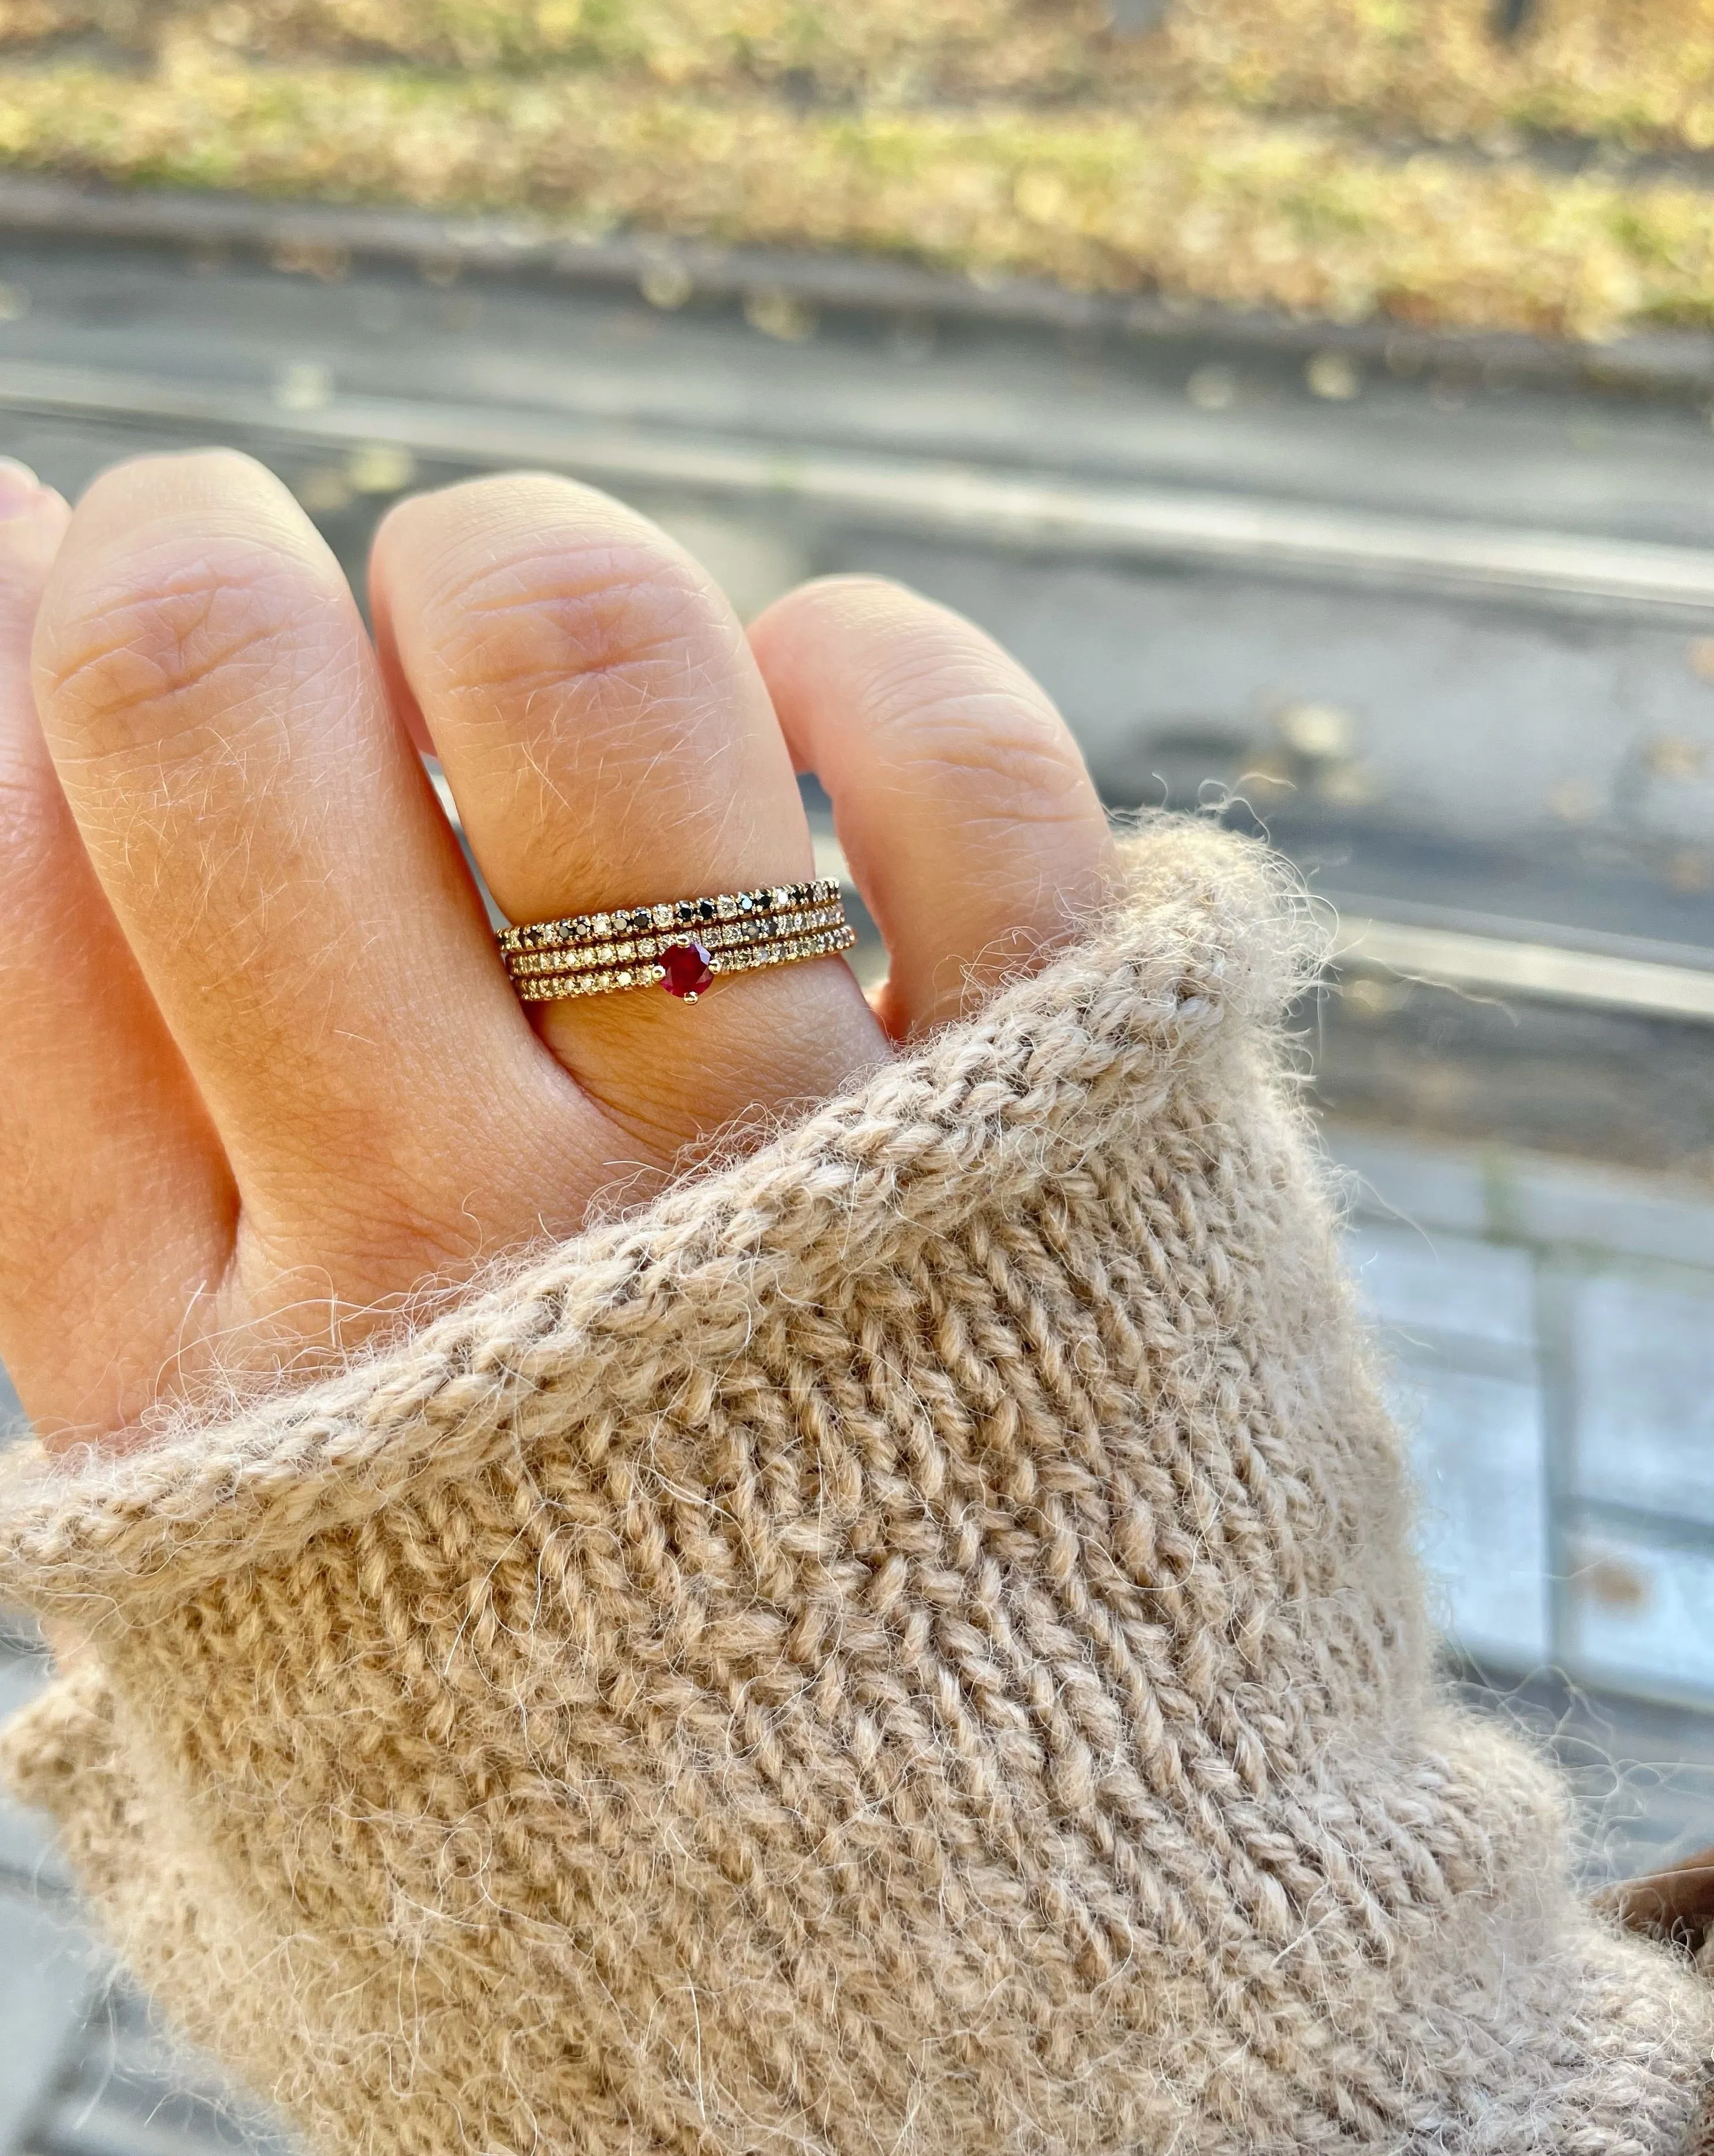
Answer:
499, 879, 843, 957
504, 900, 847, 980
498, 880, 855, 1004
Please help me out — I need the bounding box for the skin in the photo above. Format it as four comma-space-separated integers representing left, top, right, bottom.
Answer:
0, 450, 1116, 1451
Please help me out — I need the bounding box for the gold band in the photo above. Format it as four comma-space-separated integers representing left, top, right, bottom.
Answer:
499, 879, 853, 1005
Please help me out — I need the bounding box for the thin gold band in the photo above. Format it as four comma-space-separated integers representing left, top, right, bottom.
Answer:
499, 879, 842, 956
499, 879, 853, 1005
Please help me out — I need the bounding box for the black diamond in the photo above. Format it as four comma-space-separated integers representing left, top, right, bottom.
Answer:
698, 898, 716, 920
677, 900, 696, 923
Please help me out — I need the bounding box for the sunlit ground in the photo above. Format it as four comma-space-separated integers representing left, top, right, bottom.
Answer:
5, 0, 1714, 340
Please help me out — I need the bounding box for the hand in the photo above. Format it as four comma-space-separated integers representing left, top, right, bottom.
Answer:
0, 452, 1114, 1446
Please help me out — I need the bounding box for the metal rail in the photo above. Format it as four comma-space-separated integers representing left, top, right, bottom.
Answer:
11, 359, 1714, 623
1329, 913, 1714, 1022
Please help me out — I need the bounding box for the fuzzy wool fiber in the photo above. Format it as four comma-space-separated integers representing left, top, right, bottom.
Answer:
0, 821, 1706, 2155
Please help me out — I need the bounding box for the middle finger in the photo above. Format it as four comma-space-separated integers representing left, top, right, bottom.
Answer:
32, 450, 605, 1302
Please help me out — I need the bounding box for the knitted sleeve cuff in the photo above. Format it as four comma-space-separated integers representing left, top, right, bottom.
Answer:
0, 818, 1703, 2156
0, 819, 1309, 1624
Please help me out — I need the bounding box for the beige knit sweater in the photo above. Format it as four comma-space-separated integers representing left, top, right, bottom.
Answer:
0, 821, 1706, 2156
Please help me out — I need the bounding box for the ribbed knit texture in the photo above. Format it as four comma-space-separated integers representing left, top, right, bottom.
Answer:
0, 820, 1706, 2155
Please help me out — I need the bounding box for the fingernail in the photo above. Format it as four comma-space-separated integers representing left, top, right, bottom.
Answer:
0, 457, 42, 519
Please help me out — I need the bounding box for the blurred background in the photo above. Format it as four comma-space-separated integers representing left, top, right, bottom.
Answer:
6, 1, 1714, 2148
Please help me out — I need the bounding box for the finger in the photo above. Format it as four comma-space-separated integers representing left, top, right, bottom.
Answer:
30, 450, 604, 1314
748, 576, 1117, 1038
369, 474, 887, 1155
0, 464, 238, 1441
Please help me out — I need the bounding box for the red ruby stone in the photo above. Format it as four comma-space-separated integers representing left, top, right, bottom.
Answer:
660, 940, 713, 999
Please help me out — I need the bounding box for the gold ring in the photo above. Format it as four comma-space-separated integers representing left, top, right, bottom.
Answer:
498, 879, 855, 1004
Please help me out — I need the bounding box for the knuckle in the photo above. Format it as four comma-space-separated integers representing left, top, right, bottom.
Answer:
36, 537, 329, 763
869, 640, 1087, 817
775, 581, 1097, 828
419, 536, 717, 713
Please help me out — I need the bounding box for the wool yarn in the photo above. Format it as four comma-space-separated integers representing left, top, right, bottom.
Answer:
0, 820, 1705, 2156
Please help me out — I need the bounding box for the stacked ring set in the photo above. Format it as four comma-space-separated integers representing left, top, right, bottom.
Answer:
498, 878, 856, 1005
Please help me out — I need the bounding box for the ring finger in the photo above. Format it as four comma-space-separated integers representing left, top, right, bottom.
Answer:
369, 474, 887, 1157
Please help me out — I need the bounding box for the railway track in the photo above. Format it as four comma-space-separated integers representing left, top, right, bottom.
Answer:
16, 353, 1714, 621
8, 210, 1714, 1152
